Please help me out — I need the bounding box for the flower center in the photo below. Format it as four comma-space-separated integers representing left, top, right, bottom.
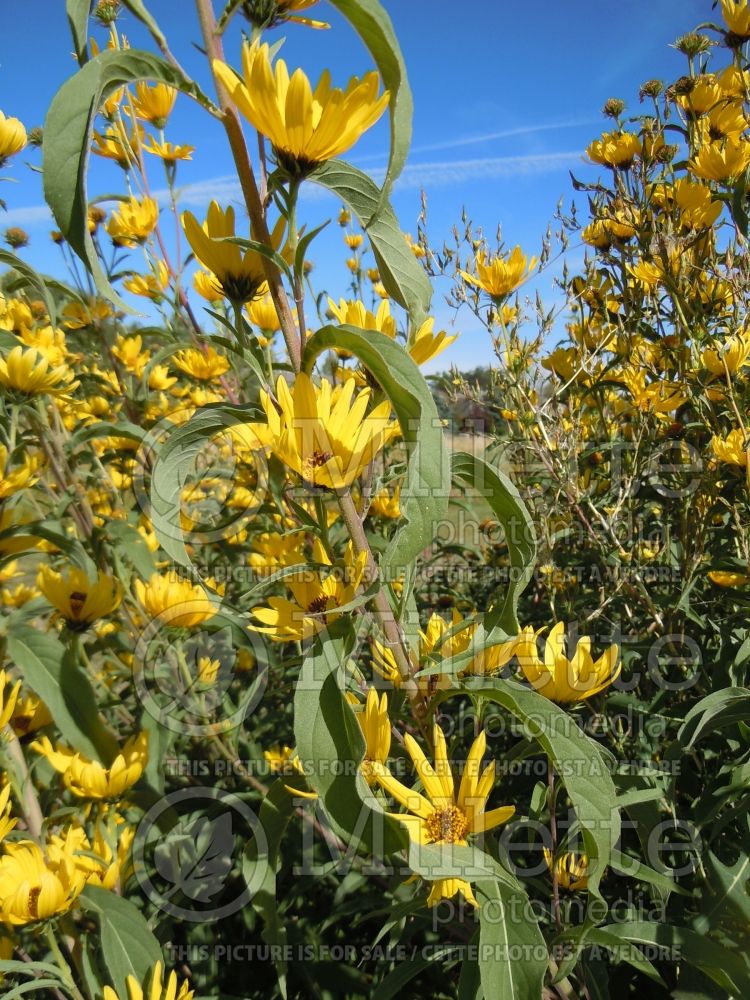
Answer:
425, 805, 469, 844
307, 594, 332, 616
303, 450, 333, 476
28, 885, 41, 919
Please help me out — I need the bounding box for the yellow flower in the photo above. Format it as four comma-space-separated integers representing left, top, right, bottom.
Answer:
710, 427, 748, 466
113, 334, 151, 376
0, 346, 78, 396
123, 261, 170, 300
258, 373, 395, 489
627, 260, 662, 290
355, 688, 390, 782
674, 179, 723, 229
460, 246, 537, 299
369, 484, 401, 519
701, 334, 750, 376
192, 269, 224, 302
37, 565, 122, 630
0, 841, 86, 925
328, 297, 397, 338
722, 0, 750, 37
516, 622, 620, 703
92, 121, 144, 169
374, 726, 515, 907
0, 445, 39, 500
586, 130, 642, 168
102, 961, 194, 1000
10, 691, 52, 736
247, 530, 306, 574
264, 744, 296, 772
135, 573, 217, 627
408, 318, 458, 367
246, 288, 281, 333
252, 554, 365, 641
544, 849, 589, 892
0, 111, 26, 164
132, 81, 177, 126
0, 670, 21, 730
676, 75, 721, 116
690, 140, 750, 182
148, 364, 178, 391
182, 201, 283, 305
62, 298, 114, 329
0, 785, 16, 844
718, 65, 750, 98
32, 732, 149, 799
213, 40, 389, 172
142, 138, 195, 163
106, 196, 159, 247
173, 346, 230, 381
708, 569, 750, 587
19, 324, 68, 366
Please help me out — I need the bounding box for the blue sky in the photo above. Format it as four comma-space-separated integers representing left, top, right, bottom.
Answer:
0, 0, 710, 369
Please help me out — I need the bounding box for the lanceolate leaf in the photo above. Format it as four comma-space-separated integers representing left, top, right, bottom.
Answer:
6, 621, 118, 763
66, 0, 91, 66
475, 879, 547, 1000
325, 0, 413, 201
451, 452, 536, 634
303, 326, 450, 580
80, 886, 163, 999
43, 49, 213, 309
309, 161, 432, 324
439, 678, 620, 898
293, 624, 406, 856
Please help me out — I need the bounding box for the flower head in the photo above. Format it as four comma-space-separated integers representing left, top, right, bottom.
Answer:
37, 565, 122, 631
0, 346, 78, 396
586, 130, 642, 168
0, 841, 86, 925
32, 732, 149, 799
0, 110, 26, 165
213, 41, 389, 172
106, 196, 159, 247
355, 688, 391, 782
173, 346, 230, 381
544, 849, 589, 892
134, 572, 217, 627
102, 961, 194, 1000
516, 622, 620, 703
375, 726, 514, 907
182, 201, 283, 305
460, 247, 537, 300
132, 81, 177, 127
257, 373, 396, 489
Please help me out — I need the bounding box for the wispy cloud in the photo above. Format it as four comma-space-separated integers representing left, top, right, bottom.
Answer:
356, 118, 599, 161
2, 150, 582, 229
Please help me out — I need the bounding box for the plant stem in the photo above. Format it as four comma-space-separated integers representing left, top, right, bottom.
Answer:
548, 760, 562, 933
44, 925, 85, 1000
194, 0, 302, 373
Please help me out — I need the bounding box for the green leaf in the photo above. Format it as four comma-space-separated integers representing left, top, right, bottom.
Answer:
303, 326, 450, 580
80, 886, 163, 998
243, 778, 296, 999
293, 623, 406, 855
451, 452, 536, 634
439, 679, 619, 897
309, 161, 432, 324
475, 879, 547, 1000
6, 621, 118, 763
66, 0, 90, 65
325, 0, 412, 201
677, 687, 750, 749
148, 401, 260, 569
43, 49, 212, 310
598, 921, 750, 996
0, 250, 59, 328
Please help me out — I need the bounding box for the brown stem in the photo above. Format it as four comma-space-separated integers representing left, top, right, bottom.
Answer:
194, 0, 302, 373
3, 726, 44, 843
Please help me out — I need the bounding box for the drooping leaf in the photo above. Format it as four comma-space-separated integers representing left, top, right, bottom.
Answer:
325, 0, 412, 201
309, 161, 432, 323
66, 0, 91, 65
451, 452, 536, 634
43, 49, 213, 309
